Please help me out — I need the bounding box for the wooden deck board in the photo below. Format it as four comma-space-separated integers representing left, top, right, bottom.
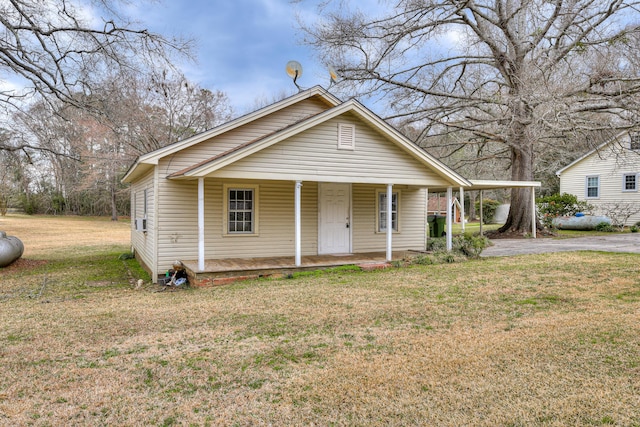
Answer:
179, 251, 417, 285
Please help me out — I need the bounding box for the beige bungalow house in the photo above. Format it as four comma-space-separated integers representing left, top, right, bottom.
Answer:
122, 86, 537, 283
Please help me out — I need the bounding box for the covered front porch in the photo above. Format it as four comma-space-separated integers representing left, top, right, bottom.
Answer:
181, 251, 418, 286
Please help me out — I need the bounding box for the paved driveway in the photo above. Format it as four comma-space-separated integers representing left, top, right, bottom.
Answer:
481, 233, 640, 257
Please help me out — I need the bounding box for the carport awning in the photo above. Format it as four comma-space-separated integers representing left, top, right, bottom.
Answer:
427, 179, 541, 239
429, 179, 541, 193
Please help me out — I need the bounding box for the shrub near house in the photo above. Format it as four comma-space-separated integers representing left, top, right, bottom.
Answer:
536, 193, 592, 228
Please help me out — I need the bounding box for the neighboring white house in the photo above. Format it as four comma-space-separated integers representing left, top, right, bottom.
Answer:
556, 131, 640, 226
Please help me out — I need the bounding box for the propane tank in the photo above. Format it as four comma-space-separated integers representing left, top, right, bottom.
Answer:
0, 231, 24, 267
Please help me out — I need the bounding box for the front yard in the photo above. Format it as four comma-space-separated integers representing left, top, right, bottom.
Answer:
1, 215, 639, 425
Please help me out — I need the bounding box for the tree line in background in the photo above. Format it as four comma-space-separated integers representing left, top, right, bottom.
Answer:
0, 0, 232, 219
0, 72, 232, 218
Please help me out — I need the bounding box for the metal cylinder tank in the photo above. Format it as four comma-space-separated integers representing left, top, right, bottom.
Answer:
0, 231, 24, 267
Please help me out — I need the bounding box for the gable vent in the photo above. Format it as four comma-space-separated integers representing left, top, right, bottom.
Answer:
338, 123, 355, 150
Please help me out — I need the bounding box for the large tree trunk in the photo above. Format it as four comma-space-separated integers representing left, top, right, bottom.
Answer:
499, 144, 539, 234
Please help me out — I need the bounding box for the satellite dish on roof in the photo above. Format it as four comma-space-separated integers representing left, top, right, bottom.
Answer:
328, 65, 339, 87
286, 60, 303, 91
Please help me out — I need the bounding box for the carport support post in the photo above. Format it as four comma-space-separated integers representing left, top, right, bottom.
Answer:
446, 187, 453, 251
386, 183, 393, 262
479, 190, 484, 236
198, 178, 205, 271
459, 187, 465, 232
295, 181, 302, 267
531, 186, 537, 239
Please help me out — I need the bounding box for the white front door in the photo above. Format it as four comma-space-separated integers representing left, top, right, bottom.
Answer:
318, 183, 351, 254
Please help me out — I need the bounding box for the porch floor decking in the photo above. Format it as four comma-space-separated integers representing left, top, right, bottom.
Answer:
180, 251, 418, 285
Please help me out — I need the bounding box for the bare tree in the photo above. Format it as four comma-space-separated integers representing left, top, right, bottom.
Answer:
303, 0, 640, 234
0, 0, 190, 137
101, 71, 233, 155
7, 72, 232, 219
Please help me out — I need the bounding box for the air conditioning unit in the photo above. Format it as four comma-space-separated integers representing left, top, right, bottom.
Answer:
135, 218, 147, 232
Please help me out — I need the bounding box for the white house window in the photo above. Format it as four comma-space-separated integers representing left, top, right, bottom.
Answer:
630, 133, 640, 150
377, 190, 399, 232
224, 185, 259, 234
586, 176, 600, 199
338, 123, 355, 150
623, 173, 638, 192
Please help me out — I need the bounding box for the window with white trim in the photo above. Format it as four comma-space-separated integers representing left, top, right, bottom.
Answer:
224, 185, 259, 234
338, 123, 355, 150
376, 190, 399, 232
623, 173, 638, 192
586, 176, 600, 199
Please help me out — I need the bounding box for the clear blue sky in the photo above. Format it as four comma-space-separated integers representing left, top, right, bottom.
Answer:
130, 0, 330, 114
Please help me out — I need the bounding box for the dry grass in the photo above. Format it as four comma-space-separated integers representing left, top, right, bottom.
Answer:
0, 214, 131, 258
1, 215, 640, 426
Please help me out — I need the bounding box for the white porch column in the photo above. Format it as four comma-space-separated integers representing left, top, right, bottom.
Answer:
198, 177, 205, 272
531, 186, 537, 239
479, 190, 484, 237
295, 181, 303, 267
446, 187, 453, 251
424, 187, 429, 249
386, 183, 393, 262
459, 187, 465, 232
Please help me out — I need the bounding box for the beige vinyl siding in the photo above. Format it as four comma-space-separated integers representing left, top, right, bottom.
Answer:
559, 138, 640, 225
155, 179, 319, 273
156, 97, 330, 178
352, 184, 427, 252
208, 113, 448, 186
156, 179, 199, 273
130, 169, 155, 274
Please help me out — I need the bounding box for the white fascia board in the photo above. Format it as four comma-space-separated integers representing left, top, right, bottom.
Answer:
182, 169, 457, 186
122, 162, 154, 184
467, 179, 542, 190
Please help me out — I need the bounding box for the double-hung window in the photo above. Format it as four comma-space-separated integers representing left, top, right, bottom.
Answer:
623, 173, 638, 192
225, 185, 258, 234
377, 190, 399, 232
586, 176, 600, 199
